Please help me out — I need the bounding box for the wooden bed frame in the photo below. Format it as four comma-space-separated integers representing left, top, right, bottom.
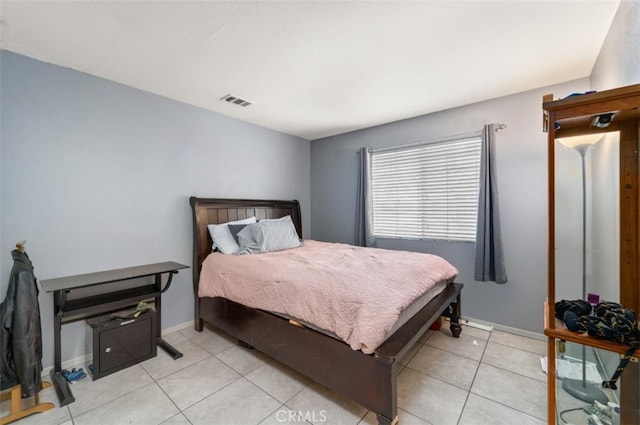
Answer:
189, 197, 463, 425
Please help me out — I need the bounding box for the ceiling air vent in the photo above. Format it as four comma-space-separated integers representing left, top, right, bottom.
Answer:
220, 94, 252, 107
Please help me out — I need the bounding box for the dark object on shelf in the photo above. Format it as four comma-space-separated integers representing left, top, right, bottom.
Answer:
562, 311, 580, 331
591, 113, 615, 128
87, 308, 157, 380
576, 302, 640, 389
555, 298, 591, 331
555, 300, 591, 319
562, 90, 597, 99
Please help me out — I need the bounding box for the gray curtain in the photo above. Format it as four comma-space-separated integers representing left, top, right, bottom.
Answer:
475, 124, 508, 283
355, 147, 374, 247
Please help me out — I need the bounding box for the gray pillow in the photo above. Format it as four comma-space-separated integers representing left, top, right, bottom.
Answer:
207, 216, 257, 254
227, 224, 247, 244
237, 216, 302, 253
253, 216, 302, 252
236, 223, 260, 252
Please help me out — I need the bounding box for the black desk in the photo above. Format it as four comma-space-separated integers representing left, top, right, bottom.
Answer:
40, 261, 189, 406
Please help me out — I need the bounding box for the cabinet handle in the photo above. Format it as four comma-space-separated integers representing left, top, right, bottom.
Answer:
105, 347, 112, 353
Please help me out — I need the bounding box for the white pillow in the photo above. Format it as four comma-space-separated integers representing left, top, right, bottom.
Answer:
237, 215, 301, 253
208, 216, 257, 254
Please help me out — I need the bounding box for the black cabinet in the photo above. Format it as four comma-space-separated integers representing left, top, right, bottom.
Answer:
87, 311, 157, 380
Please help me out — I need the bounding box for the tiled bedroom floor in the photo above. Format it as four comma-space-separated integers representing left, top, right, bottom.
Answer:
1, 324, 548, 425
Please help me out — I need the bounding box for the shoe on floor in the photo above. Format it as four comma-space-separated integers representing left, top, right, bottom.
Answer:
63, 368, 87, 383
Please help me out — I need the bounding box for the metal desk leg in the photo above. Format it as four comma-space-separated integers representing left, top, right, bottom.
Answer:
155, 273, 183, 360
51, 291, 75, 406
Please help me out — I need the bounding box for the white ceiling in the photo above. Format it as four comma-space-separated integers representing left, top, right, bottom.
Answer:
0, 1, 620, 140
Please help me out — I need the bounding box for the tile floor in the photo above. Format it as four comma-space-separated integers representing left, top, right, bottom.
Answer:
1, 323, 549, 425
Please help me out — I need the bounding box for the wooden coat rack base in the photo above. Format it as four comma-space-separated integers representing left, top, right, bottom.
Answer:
0, 382, 55, 424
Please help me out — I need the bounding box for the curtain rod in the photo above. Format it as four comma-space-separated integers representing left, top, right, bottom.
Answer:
494, 123, 507, 131
361, 123, 507, 154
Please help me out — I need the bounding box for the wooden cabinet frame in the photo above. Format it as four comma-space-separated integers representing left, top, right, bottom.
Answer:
542, 84, 640, 425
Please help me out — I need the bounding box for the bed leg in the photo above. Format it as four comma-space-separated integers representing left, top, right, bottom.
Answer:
194, 298, 203, 331
444, 297, 462, 338
450, 320, 462, 338
238, 340, 254, 350
376, 414, 398, 425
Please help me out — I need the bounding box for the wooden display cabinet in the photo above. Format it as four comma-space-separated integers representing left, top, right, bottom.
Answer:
542, 84, 640, 425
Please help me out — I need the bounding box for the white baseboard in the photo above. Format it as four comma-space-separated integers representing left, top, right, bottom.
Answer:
42, 353, 93, 378
161, 320, 193, 335
459, 318, 494, 331
459, 315, 546, 341
41, 320, 195, 378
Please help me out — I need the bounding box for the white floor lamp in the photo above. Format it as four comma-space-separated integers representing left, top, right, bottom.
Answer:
557, 134, 609, 405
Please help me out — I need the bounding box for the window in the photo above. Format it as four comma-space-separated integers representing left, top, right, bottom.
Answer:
370, 135, 481, 242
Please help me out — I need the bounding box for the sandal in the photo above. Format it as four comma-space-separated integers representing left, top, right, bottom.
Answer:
63, 367, 87, 383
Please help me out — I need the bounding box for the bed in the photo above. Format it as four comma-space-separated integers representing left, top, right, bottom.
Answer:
189, 197, 463, 425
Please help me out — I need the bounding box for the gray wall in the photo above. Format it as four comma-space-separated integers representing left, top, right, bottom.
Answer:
310, 0, 639, 336
310, 78, 591, 334
0, 51, 310, 367
554, 143, 584, 302
590, 0, 640, 91
588, 0, 639, 386
590, 134, 619, 303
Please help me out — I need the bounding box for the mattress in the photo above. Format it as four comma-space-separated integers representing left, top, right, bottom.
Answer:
198, 240, 458, 353
274, 279, 448, 344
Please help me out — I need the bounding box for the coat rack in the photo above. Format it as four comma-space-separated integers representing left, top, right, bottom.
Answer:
0, 382, 54, 424
0, 241, 55, 424
15, 240, 25, 253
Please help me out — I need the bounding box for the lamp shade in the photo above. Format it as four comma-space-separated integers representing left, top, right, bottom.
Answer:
557, 134, 604, 149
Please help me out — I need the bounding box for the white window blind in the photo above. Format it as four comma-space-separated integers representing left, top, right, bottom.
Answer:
370, 136, 481, 242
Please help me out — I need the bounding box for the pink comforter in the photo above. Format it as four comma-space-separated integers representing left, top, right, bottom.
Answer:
198, 240, 458, 353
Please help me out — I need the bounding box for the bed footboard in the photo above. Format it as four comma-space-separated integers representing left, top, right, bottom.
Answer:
198, 296, 400, 422
194, 282, 462, 425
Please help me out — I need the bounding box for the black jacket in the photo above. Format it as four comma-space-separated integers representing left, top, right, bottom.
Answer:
0, 249, 43, 397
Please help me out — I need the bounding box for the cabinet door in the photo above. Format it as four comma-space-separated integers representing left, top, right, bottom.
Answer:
98, 318, 155, 375
554, 341, 619, 425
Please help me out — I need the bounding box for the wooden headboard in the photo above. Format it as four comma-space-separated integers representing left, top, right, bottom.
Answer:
189, 197, 302, 293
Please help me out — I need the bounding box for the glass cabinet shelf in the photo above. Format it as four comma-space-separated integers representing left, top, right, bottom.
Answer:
544, 301, 640, 358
